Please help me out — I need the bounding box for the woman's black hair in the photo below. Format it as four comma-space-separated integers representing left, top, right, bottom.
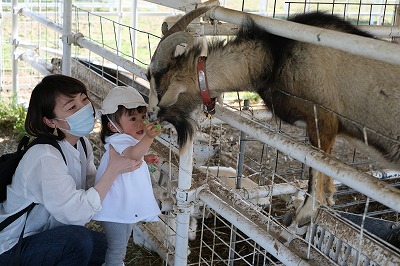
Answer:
100, 105, 147, 144
25, 74, 89, 140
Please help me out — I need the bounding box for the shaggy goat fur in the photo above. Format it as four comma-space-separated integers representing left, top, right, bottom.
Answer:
147, 11, 400, 225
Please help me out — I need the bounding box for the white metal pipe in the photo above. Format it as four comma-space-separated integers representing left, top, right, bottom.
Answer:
214, 104, 400, 213
11, 0, 19, 102
199, 189, 311, 265
0, 1, 3, 89
20, 52, 51, 76
177, 141, 194, 191
7, 11, 179, 17
143, 0, 199, 11
207, 6, 400, 66
170, 22, 400, 38
174, 209, 191, 266
117, 0, 122, 50
370, 170, 400, 180
174, 140, 194, 266
20, 7, 63, 33
359, 25, 400, 37
20, 7, 148, 79
133, 223, 175, 265
62, 0, 72, 75
131, 0, 138, 63
236, 183, 302, 200
75, 36, 147, 80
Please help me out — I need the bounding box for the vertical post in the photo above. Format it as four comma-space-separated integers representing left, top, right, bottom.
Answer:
0, 1, 3, 93
117, 0, 122, 52
259, 0, 268, 16
229, 99, 250, 265
394, 1, 400, 44
62, 0, 72, 75
236, 99, 249, 189
173, 4, 199, 261
174, 139, 194, 266
131, 0, 138, 65
376, 0, 386, 25
11, 0, 18, 104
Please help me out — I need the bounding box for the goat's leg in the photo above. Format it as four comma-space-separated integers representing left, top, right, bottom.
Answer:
323, 174, 336, 206
312, 119, 337, 207
295, 168, 320, 226
295, 112, 338, 226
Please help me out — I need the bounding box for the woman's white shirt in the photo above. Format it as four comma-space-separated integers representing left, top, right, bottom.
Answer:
0, 137, 100, 254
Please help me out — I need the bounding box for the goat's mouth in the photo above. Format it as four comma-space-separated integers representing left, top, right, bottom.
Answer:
147, 111, 160, 123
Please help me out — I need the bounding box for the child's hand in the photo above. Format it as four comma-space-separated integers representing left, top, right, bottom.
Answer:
144, 154, 159, 165
143, 120, 161, 138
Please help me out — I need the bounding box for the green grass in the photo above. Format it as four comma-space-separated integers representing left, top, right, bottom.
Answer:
0, 95, 27, 141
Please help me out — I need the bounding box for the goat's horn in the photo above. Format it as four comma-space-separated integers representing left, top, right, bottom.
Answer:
152, 31, 193, 72
161, 6, 211, 39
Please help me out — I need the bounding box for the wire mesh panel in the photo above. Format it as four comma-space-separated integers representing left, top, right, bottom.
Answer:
2, 0, 400, 265
284, 0, 398, 25
0, 1, 62, 102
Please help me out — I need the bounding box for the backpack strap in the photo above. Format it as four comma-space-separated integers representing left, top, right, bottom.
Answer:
29, 135, 66, 164
31, 136, 87, 161
79, 137, 88, 158
0, 203, 35, 231
17, 135, 30, 152
10, 203, 35, 266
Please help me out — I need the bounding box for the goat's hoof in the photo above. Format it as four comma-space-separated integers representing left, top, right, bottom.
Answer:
326, 197, 335, 206
295, 215, 311, 228
285, 221, 309, 239
294, 224, 309, 236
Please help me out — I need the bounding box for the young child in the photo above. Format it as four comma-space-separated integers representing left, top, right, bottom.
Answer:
93, 86, 161, 266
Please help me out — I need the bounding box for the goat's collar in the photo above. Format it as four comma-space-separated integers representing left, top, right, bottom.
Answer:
197, 56, 216, 114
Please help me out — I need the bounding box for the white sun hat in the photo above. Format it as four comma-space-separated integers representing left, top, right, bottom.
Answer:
98, 86, 148, 115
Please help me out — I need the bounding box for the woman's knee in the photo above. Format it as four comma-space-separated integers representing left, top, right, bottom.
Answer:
17, 225, 96, 265
60, 225, 94, 260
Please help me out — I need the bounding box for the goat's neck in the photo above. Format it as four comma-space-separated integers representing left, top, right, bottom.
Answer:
204, 44, 271, 97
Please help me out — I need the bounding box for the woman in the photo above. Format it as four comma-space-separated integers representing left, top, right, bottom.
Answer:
0, 74, 141, 265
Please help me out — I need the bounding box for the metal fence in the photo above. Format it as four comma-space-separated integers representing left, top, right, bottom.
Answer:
3, 0, 400, 265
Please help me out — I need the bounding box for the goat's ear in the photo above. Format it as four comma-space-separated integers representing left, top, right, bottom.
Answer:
158, 82, 187, 107
174, 43, 187, 57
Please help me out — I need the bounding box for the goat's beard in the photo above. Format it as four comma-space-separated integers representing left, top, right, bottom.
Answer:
158, 107, 196, 148
174, 118, 196, 148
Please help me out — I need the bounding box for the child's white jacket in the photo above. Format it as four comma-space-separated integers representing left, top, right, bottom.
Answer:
93, 133, 160, 223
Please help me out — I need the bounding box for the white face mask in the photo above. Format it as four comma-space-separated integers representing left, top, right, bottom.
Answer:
56, 103, 95, 137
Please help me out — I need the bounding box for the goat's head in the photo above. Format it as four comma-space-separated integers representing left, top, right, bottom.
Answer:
147, 7, 210, 148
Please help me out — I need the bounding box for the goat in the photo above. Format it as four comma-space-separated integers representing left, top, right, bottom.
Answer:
146, 7, 400, 226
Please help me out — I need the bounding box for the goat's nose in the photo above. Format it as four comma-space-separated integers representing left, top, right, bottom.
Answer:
148, 111, 157, 122
147, 106, 159, 122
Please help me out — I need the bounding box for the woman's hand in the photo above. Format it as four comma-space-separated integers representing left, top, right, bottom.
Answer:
109, 145, 142, 175
95, 145, 142, 201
